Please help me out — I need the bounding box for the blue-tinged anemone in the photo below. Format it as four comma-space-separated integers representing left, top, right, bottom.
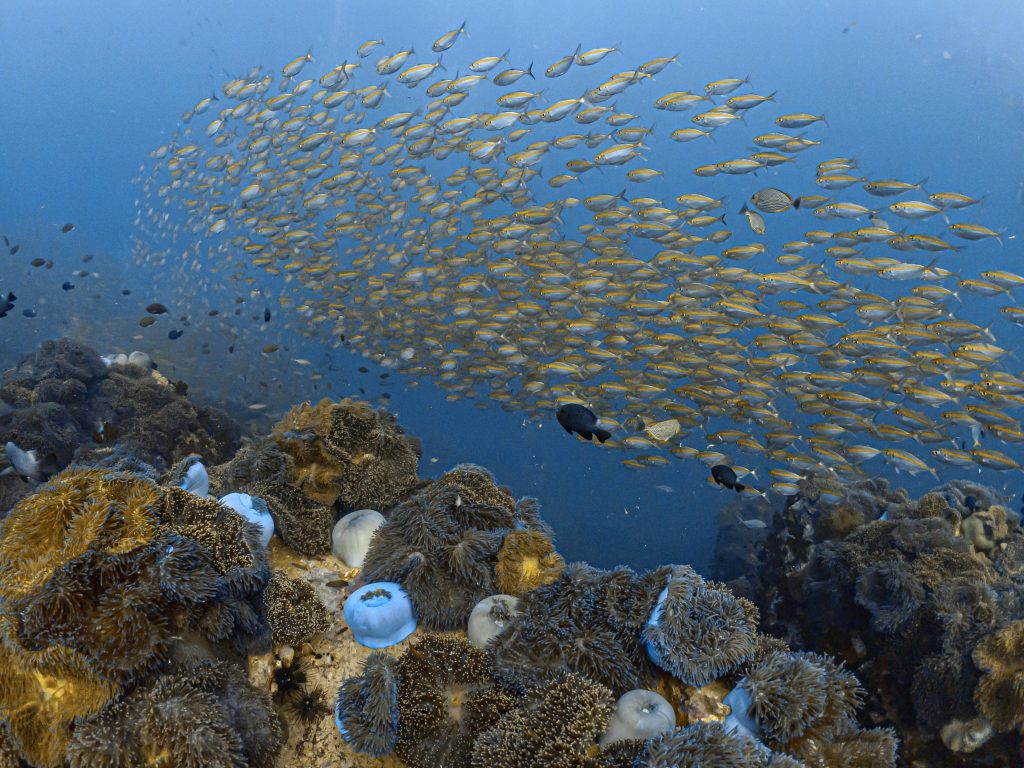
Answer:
642, 565, 758, 686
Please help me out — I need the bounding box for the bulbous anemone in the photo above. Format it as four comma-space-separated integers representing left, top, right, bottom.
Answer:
335, 651, 400, 757
395, 634, 519, 768
642, 566, 759, 687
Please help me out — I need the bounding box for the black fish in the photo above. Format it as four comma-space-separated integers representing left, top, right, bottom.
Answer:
964, 494, 978, 514
228, 345, 234, 354
711, 464, 745, 493
82, 254, 94, 262
208, 309, 219, 316
0, 292, 15, 318
556, 403, 611, 443
9, 245, 18, 255
22, 308, 36, 318
61, 281, 75, 291
122, 289, 131, 295
61, 223, 75, 233
168, 329, 183, 340
264, 307, 271, 322
380, 372, 389, 379
358, 366, 368, 373
146, 303, 168, 314
30, 258, 45, 267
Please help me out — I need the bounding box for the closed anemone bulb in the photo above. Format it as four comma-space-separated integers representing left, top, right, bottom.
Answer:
285, 685, 330, 725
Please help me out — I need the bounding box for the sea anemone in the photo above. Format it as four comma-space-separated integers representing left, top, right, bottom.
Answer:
489, 563, 658, 695
641, 721, 767, 768
495, 528, 565, 594
471, 672, 613, 768
246, 479, 335, 556
598, 689, 676, 746
67, 658, 282, 768
395, 634, 519, 768
263, 574, 330, 646
738, 651, 830, 744
343, 581, 417, 648
332, 508, 386, 568
335, 650, 401, 757
467, 594, 519, 649
642, 566, 758, 687
973, 620, 1024, 731
218, 492, 274, 547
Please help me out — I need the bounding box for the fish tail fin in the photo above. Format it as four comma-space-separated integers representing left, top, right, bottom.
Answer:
768, 90, 778, 101
821, 113, 829, 127
793, 196, 802, 210
916, 176, 930, 192
594, 428, 611, 444
436, 55, 446, 71
526, 61, 535, 79
501, 48, 510, 62
459, 20, 468, 37
735, 483, 745, 493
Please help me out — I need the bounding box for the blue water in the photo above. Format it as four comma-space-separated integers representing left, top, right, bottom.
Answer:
2, 0, 1023, 573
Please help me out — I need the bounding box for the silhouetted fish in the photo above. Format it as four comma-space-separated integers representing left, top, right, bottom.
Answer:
556, 403, 611, 443
711, 464, 745, 492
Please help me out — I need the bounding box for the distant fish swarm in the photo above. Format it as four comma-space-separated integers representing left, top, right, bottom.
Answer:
132, 27, 1024, 496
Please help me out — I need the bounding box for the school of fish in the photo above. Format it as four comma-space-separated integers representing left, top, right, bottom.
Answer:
132, 25, 1024, 499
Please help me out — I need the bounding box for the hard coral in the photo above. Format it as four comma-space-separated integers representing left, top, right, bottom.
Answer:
264, 574, 330, 646
973, 620, 1024, 731
471, 672, 614, 768
642, 565, 759, 687
335, 650, 401, 757
273, 398, 420, 510
496, 528, 565, 594
67, 658, 282, 768
395, 634, 519, 768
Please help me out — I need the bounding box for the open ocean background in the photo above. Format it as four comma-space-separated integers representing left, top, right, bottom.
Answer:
2, 0, 1023, 573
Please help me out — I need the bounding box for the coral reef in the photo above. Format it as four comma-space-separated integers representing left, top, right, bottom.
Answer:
0, 469, 275, 766
0, 340, 239, 489
272, 398, 421, 510
264, 573, 330, 646
714, 475, 1024, 764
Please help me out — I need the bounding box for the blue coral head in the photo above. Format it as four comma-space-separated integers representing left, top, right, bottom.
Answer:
343, 581, 417, 648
